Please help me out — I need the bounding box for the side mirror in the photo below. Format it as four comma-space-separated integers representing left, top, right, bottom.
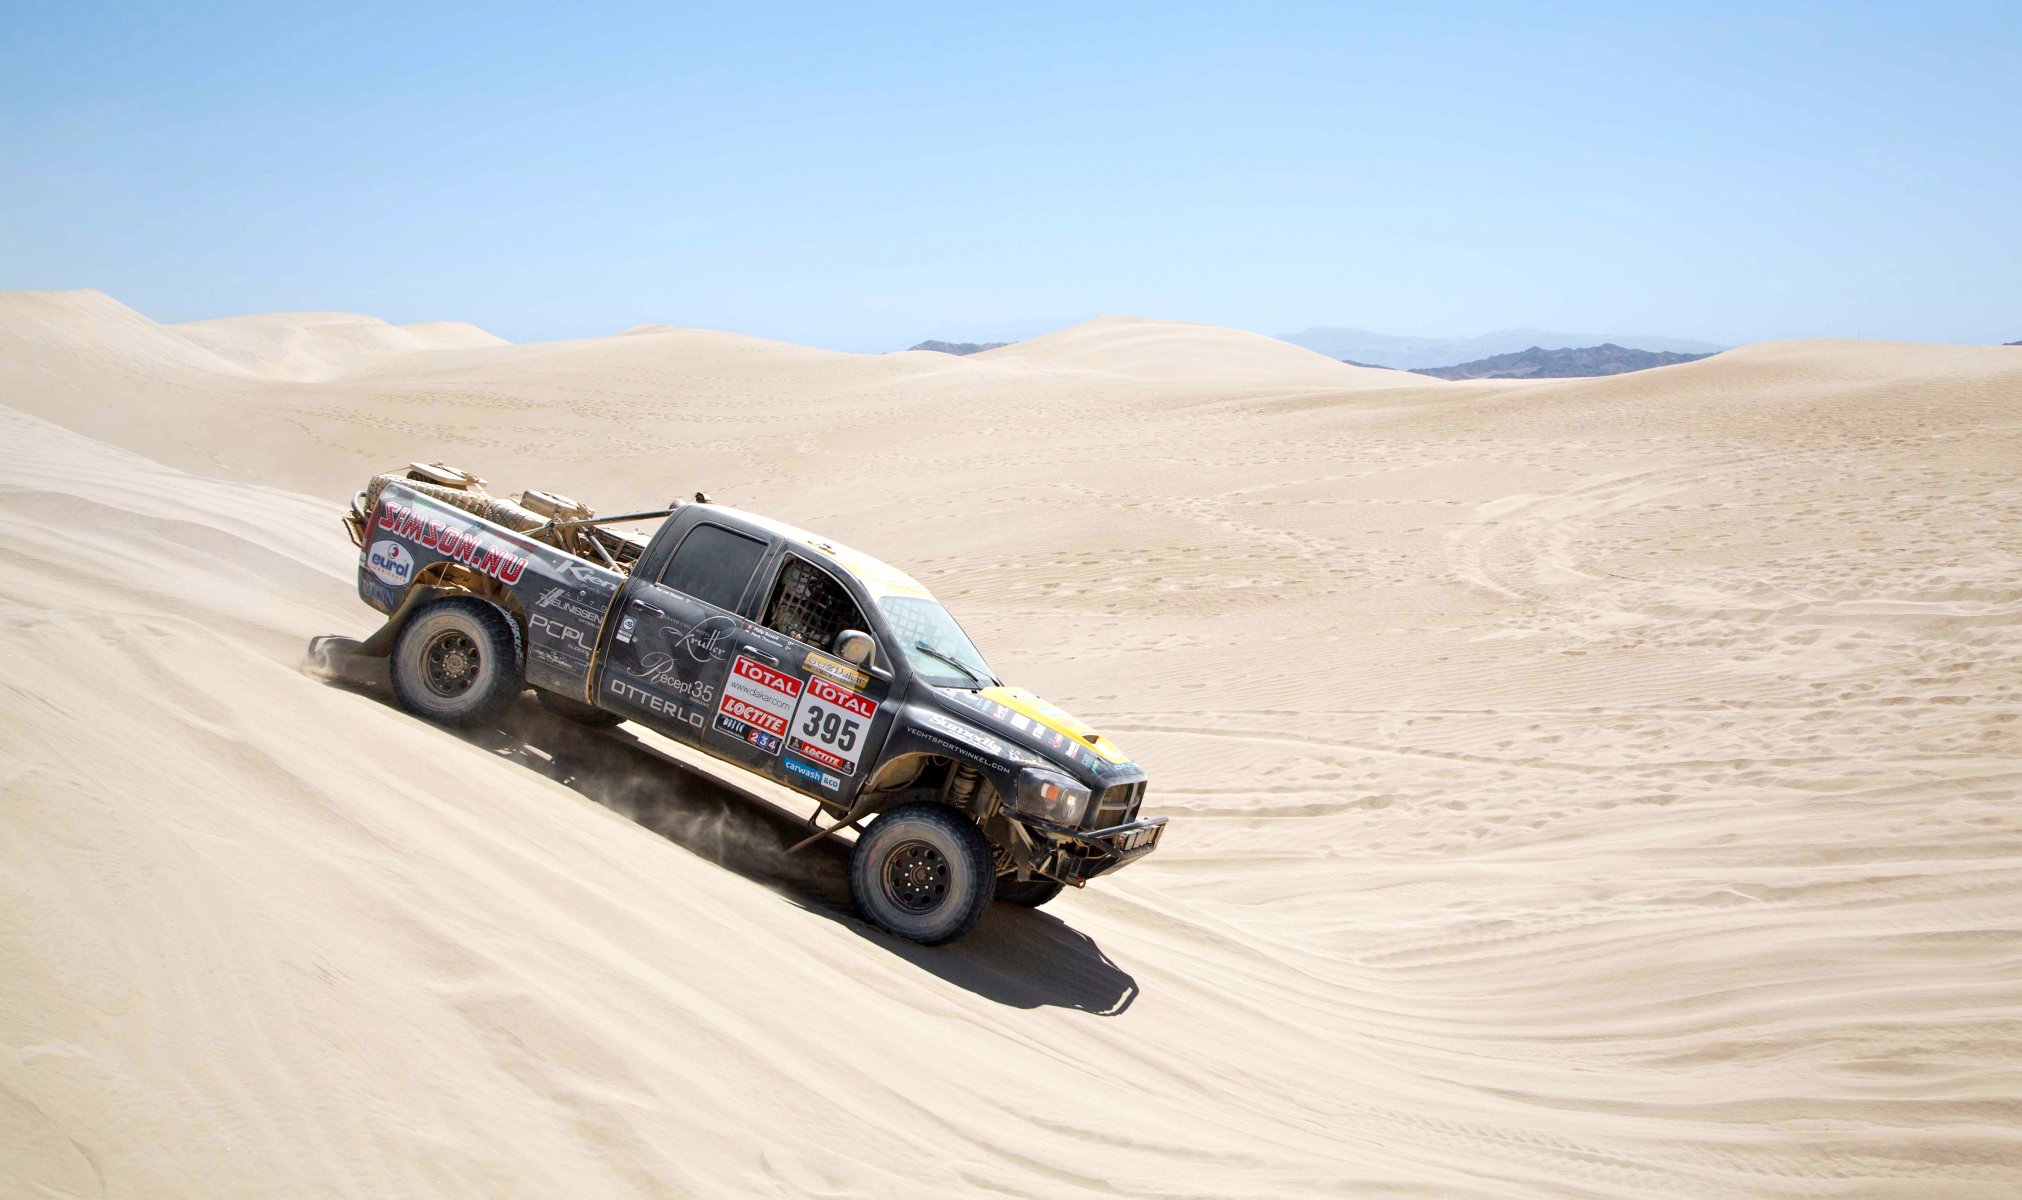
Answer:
833, 629, 875, 667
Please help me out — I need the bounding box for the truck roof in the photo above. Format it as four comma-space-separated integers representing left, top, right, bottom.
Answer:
692, 503, 934, 601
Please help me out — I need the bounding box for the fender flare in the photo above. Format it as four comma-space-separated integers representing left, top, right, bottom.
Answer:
356, 584, 490, 656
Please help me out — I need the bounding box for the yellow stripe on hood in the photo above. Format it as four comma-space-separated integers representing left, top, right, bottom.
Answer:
978, 686, 1132, 765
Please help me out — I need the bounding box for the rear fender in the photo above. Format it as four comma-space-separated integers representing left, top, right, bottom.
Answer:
356, 584, 463, 657
355, 570, 525, 657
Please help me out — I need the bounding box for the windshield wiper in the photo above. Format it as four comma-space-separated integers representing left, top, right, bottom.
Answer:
914, 640, 990, 686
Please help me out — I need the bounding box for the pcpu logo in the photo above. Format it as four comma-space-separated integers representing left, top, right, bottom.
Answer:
367, 540, 412, 586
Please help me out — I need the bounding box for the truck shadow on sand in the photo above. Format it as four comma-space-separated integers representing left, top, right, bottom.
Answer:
308, 639, 1138, 1016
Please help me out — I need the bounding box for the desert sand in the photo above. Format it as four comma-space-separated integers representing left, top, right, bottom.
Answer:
3, 288, 2019, 1198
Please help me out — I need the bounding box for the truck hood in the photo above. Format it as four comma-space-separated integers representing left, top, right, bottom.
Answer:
932, 684, 1136, 781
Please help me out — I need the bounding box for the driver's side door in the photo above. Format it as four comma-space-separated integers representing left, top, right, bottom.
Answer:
701, 551, 897, 805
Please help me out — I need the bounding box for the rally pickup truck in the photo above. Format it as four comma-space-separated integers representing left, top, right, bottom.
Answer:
341, 464, 1164, 945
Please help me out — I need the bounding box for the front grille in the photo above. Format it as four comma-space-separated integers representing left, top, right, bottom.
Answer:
1091, 780, 1144, 829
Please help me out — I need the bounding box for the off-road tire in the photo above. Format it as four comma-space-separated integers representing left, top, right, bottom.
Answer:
390, 596, 524, 728
537, 689, 623, 728
994, 876, 1065, 909
849, 802, 996, 945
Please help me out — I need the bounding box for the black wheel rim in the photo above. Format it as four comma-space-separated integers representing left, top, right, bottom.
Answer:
881, 839, 951, 914
422, 628, 482, 698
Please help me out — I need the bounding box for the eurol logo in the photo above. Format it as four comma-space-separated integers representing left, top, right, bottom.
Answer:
367, 540, 413, 586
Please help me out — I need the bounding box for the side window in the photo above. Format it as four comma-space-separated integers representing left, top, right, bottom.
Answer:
658, 524, 767, 612
762, 556, 869, 653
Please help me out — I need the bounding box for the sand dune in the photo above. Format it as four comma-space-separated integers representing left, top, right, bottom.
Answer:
173, 311, 507, 380
3, 291, 2021, 1198
977, 313, 1411, 386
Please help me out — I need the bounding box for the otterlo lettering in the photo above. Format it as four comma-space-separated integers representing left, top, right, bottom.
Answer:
607, 676, 687, 721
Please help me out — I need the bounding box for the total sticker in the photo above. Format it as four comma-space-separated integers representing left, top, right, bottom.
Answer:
786, 676, 879, 777
717, 655, 802, 737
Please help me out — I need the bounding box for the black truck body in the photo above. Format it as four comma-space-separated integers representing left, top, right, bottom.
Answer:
345, 470, 1163, 941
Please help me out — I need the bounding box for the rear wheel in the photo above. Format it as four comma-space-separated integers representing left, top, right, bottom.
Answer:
849, 802, 996, 945
390, 596, 524, 727
537, 689, 623, 728
995, 876, 1065, 908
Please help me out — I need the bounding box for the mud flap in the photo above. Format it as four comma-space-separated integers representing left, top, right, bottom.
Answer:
303, 635, 390, 689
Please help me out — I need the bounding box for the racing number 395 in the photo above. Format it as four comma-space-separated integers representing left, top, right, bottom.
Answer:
800, 704, 859, 751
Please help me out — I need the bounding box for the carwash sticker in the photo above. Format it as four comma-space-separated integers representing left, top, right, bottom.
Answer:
782, 755, 842, 791
787, 676, 879, 776
716, 655, 802, 738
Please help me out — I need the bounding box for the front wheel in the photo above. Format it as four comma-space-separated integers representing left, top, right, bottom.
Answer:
389, 596, 524, 727
849, 802, 996, 945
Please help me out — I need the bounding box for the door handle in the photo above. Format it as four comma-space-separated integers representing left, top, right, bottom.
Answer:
636, 600, 666, 617
739, 645, 779, 665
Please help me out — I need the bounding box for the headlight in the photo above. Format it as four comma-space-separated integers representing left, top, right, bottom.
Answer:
1013, 769, 1090, 825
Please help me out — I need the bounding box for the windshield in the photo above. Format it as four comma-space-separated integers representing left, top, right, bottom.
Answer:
876, 595, 996, 686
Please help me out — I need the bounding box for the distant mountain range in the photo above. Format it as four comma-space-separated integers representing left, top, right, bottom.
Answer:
909, 340, 1008, 355
1281, 326, 1725, 369
1411, 343, 1715, 380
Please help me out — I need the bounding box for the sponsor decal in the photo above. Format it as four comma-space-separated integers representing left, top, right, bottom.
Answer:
360, 576, 400, 611
716, 655, 802, 738
669, 613, 739, 663
932, 686, 1076, 768
947, 692, 1015, 727
530, 645, 574, 669
529, 613, 591, 653
917, 710, 1005, 759
714, 712, 783, 755
615, 615, 637, 644
536, 586, 605, 625
375, 498, 528, 586
782, 755, 842, 791
366, 539, 413, 586
787, 676, 879, 777
626, 649, 716, 702
974, 685, 1134, 766
926, 728, 1035, 768
742, 623, 790, 648
607, 676, 694, 724
804, 649, 869, 691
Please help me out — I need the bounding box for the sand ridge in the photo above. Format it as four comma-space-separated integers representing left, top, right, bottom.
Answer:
173, 311, 508, 381
2, 291, 2020, 1198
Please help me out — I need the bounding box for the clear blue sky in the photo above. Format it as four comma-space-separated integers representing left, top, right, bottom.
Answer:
4, 1, 2017, 349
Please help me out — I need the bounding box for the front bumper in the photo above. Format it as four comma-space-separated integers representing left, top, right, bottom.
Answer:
1021, 813, 1169, 884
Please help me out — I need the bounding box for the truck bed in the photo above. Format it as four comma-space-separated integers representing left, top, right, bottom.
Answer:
351, 475, 637, 703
